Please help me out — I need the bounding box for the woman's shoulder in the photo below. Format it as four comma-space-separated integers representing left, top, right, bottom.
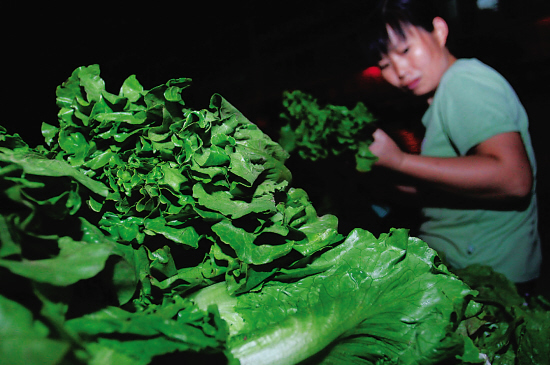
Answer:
437, 58, 516, 104
443, 58, 506, 86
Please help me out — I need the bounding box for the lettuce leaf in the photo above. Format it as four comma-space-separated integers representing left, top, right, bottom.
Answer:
193, 229, 482, 365
65, 296, 229, 365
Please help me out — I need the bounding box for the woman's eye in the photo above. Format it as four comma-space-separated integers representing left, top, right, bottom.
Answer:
401, 47, 409, 54
378, 59, 390, 70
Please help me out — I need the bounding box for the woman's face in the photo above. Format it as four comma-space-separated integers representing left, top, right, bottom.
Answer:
377, 18, 455, 99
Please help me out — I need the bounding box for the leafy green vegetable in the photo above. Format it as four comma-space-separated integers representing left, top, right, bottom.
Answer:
278, 90, 378, 172
43, 65, 344, 300
65, 296, 229, 365
0, 126, 229, 364
192, 228, 482, 365
453, 265, 550, 365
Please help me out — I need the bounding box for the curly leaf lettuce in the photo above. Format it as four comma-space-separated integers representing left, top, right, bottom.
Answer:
0, 127, 229, 364
43, 65, 343, 299
279, 90, 378, 172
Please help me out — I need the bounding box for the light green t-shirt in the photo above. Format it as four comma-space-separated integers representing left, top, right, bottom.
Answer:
419, 58, 541, 283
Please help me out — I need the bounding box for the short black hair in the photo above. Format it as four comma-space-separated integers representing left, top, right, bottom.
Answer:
361, 0, 442, 65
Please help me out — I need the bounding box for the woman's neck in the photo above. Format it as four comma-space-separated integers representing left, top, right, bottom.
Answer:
427, 51, 457, 105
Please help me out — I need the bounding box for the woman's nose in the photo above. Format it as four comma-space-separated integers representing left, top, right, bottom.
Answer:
394, 60, 407, 79
390, 56, 409, 79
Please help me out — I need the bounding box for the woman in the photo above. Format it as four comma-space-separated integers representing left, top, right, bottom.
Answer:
363, 0, 542, 292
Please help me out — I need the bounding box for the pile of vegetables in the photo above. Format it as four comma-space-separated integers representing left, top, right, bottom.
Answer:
1, 65, 548, 365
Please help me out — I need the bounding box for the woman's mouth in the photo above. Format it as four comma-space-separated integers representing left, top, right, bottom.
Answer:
406, 78, 421, 90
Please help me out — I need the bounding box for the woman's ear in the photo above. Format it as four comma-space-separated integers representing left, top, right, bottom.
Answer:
432, 17, 449, 47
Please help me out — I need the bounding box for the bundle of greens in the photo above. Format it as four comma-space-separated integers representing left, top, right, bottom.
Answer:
278, 90, 378, 172
4, 64, 540, 365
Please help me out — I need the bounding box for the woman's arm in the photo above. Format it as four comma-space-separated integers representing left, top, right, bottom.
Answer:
369, 128, 533, 200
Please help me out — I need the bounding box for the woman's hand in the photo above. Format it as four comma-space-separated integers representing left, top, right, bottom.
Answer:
369, 128, 406, 169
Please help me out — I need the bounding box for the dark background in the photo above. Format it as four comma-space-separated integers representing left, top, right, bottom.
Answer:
5, 0, 550, 294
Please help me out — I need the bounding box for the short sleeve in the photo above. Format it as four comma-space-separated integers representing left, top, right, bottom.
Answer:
437, 64, 522, 155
